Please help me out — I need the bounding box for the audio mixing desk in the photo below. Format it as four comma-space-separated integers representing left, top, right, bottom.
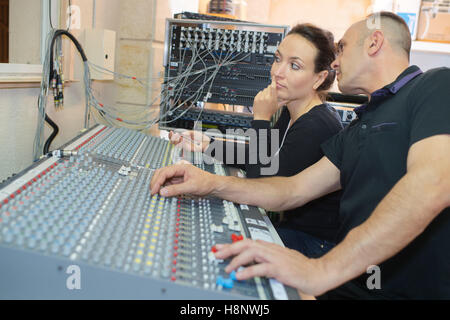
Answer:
0, 125, 299, 300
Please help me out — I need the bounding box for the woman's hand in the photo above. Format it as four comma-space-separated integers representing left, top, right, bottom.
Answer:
169, 130, 211, 152
253, 80, 289, 121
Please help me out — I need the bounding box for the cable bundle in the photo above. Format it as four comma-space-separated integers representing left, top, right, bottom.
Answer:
34, 28, 259, 160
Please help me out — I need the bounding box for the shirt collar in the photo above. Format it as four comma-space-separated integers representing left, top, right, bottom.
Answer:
354, 65, 423, 117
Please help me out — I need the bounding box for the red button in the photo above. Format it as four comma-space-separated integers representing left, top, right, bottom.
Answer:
174, 239, 179, 244
175, 228, 179, 232
211, 245, 217, 253
172, 268, 177, 273
174, 246, 178, 250
173, 260, 177, 265
175, 233, 179, 238
173, 252, 178, 257
171, 276, 176, 282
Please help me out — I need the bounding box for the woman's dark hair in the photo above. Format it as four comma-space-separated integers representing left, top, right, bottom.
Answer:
287, 23, 336, 100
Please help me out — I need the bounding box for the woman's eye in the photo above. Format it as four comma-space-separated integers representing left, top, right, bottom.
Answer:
274, 56, 281, 62
291, 63, 300, 70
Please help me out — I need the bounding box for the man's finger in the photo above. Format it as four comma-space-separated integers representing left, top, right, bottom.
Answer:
150, 165, 187, 195
235, 263, 275, 281
214, 239, 254, 260
160, 181, 193, 197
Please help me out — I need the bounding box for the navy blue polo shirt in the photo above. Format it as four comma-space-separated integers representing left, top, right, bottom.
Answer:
321, 65, 450, 299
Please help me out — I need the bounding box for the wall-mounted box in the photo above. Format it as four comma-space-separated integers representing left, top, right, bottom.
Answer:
82, 29, 116, 80
417, 0, 450, 43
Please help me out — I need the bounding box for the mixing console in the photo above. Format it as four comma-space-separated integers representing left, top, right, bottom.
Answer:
0, 125, 298, 299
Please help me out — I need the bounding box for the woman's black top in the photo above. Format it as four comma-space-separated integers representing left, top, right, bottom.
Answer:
207, 103, 343, 242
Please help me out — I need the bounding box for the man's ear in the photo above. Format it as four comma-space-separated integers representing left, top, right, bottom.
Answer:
367, 30, 384, 56
313, 70, 329, 90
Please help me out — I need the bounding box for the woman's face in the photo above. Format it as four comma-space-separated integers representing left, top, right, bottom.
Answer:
271, 34, 324, 103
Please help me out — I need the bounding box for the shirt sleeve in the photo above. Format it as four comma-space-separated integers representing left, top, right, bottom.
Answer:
321, 129, 346, 170
408, 68, 450, 147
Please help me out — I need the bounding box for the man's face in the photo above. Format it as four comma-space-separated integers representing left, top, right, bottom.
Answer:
332, 25, 367, 94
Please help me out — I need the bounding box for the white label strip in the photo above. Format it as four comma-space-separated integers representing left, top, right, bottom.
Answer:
269, 279, 289, 300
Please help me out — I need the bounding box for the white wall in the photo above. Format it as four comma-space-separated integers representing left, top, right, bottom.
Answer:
410, 51, 450, 71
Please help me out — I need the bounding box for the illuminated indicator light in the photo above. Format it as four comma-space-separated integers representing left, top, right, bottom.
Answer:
148, 252, 154, 257
134, 258, 141, 264
139, 243, 145, 248
146, 261, 153, 266
211, 246, 217, 253
137, 250, 143, 255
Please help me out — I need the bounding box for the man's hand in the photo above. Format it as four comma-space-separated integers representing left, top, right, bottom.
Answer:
150, 163, 217, 197
253, 80, 289, 121
169, 130, 211, 152
214, 239, 329, 297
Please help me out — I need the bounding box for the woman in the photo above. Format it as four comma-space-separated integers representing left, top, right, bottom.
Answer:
170, 24, 343, 258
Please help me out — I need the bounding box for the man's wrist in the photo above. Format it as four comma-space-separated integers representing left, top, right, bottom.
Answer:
309, 256, 338, 296
210, 175, 232, 197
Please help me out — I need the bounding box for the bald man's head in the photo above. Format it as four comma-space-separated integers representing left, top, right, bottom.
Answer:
354, 11, 412, 59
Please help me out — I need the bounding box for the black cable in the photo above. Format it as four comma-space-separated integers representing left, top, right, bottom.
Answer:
44, 114, 60, 155
43, 29, 88, 155
49, 29, 88, 83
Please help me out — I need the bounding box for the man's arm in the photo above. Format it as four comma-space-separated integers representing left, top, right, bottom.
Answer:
216, 135, 450, 296
150, 156, 341, 212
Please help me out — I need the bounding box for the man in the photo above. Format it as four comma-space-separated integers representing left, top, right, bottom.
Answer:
151, 12, 450, 299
